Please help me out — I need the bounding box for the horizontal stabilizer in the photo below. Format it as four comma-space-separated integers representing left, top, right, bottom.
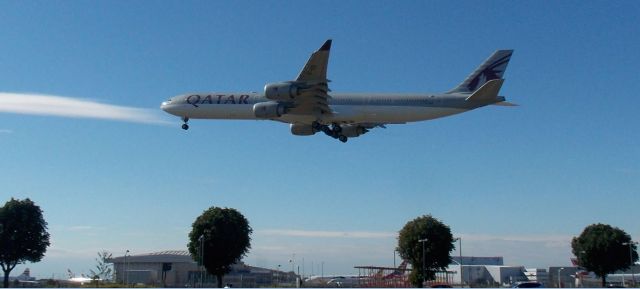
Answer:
465, 79, 504, 102
492, 101, 518, 106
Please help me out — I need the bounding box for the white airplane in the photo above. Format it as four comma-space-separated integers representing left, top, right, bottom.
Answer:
66, 269, 100, 284
161, 40, 514, 142
6, 268, 36, 282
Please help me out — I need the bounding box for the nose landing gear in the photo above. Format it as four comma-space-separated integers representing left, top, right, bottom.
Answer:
181, 117, 189, 130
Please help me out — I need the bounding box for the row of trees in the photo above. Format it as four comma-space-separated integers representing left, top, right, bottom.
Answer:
397, 215, 638, 287
190, 210, 638, 288
0, 197, 637, 288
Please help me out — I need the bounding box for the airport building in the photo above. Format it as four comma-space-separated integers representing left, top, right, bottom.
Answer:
108, 250, 297, 287
356, 256, 532, 287
447, 256, 531, 287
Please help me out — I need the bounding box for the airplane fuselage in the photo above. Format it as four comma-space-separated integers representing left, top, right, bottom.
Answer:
161, 92, 502, 125
160, 40, 513, 142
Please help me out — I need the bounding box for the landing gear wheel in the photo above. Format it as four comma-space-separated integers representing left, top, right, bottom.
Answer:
181, 117, 190, 130
332, 123, 342, 133
338, 135, 348, 143
322, 126, 333, 136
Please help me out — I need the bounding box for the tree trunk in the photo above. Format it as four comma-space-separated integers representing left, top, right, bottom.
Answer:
601, 275, 606, 288
3, 269, 9, 288
217, 273, 223, 288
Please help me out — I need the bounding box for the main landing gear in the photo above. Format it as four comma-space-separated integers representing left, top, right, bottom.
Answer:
313, 122, 348, 143
181, 117, 189, 130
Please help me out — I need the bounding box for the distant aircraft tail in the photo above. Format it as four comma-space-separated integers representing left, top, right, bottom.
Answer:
448, 50, 513, 94
19, 268, 30, 278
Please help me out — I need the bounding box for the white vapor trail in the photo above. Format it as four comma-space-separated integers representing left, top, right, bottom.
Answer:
0, 92, 169, 124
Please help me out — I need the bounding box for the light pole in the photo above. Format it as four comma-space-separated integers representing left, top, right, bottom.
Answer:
124, 250, 129, 286
199, 234, 205, 288
622, 241, 638, 287
577, 251, 586, 288
290, 253, 296, 273
454, 237, 463, 286
394, 249, 396, 268
419, 238, 428, 285
558, 267, 565, 288
277, 264, 281, 286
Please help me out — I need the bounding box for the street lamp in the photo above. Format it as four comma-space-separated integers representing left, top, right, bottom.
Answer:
419, 238, 428, 285
454, 237, 463, 286
577, 251, 586, 288
558, 267, 565, 288
199, 235, 205, 288
394, 249, 397, 268
277, 264, 281, 286
622, 241, 638, 287
124, 250, 129, 286
290, 253, 296, 273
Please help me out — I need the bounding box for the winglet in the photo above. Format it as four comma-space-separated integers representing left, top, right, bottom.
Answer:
296, 40, 332, 82
319, 39, 332, 51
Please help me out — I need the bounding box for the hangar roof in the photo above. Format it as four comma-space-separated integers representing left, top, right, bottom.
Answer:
108, 250, 195, 264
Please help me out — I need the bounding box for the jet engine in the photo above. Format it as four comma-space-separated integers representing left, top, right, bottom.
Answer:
253, 102, 287, 119
264, 82, 301, 101
340, 124, 369, 137
289, 123, 318, 136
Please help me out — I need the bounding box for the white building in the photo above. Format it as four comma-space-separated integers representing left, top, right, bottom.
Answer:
108, 250, 294, 287
447, 256, 528, 286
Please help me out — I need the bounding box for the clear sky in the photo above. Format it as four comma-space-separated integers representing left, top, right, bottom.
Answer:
1, 0, 639, 279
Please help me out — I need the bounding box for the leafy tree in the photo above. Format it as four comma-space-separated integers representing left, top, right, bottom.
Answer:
397, 215, 455, 287
89, 251, 113, 286
571, 223, 638, 287
0, 198, 50, 288
187, 207, 252, 288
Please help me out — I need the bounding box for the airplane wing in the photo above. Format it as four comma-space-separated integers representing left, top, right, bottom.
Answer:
287, 39, 333, 117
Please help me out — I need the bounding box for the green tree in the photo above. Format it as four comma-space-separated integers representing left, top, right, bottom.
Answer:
0, 198, 50, 288
187, 207, 252, 288
571, 223, 638, 287
397, 215, 455, 288
89, 251, 113, 286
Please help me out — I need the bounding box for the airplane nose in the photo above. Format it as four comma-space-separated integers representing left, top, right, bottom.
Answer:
161, 99, 183, 117
161, 97, 177, 110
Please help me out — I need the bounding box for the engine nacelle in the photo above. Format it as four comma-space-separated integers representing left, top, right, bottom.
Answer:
253, 102, 287, 119
264, 82, 300, 101
290, 123, 318, 136
340, 124, 368, 137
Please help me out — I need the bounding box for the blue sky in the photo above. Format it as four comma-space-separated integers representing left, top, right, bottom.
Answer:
1, 0, 639, 279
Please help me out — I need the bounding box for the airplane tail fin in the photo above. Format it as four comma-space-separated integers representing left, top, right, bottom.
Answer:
448, 50, 513, 94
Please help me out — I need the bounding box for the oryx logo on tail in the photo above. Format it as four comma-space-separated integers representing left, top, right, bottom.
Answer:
448, 50, 513, 94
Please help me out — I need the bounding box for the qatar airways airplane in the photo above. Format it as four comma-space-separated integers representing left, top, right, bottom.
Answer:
161, 39, 514, 142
